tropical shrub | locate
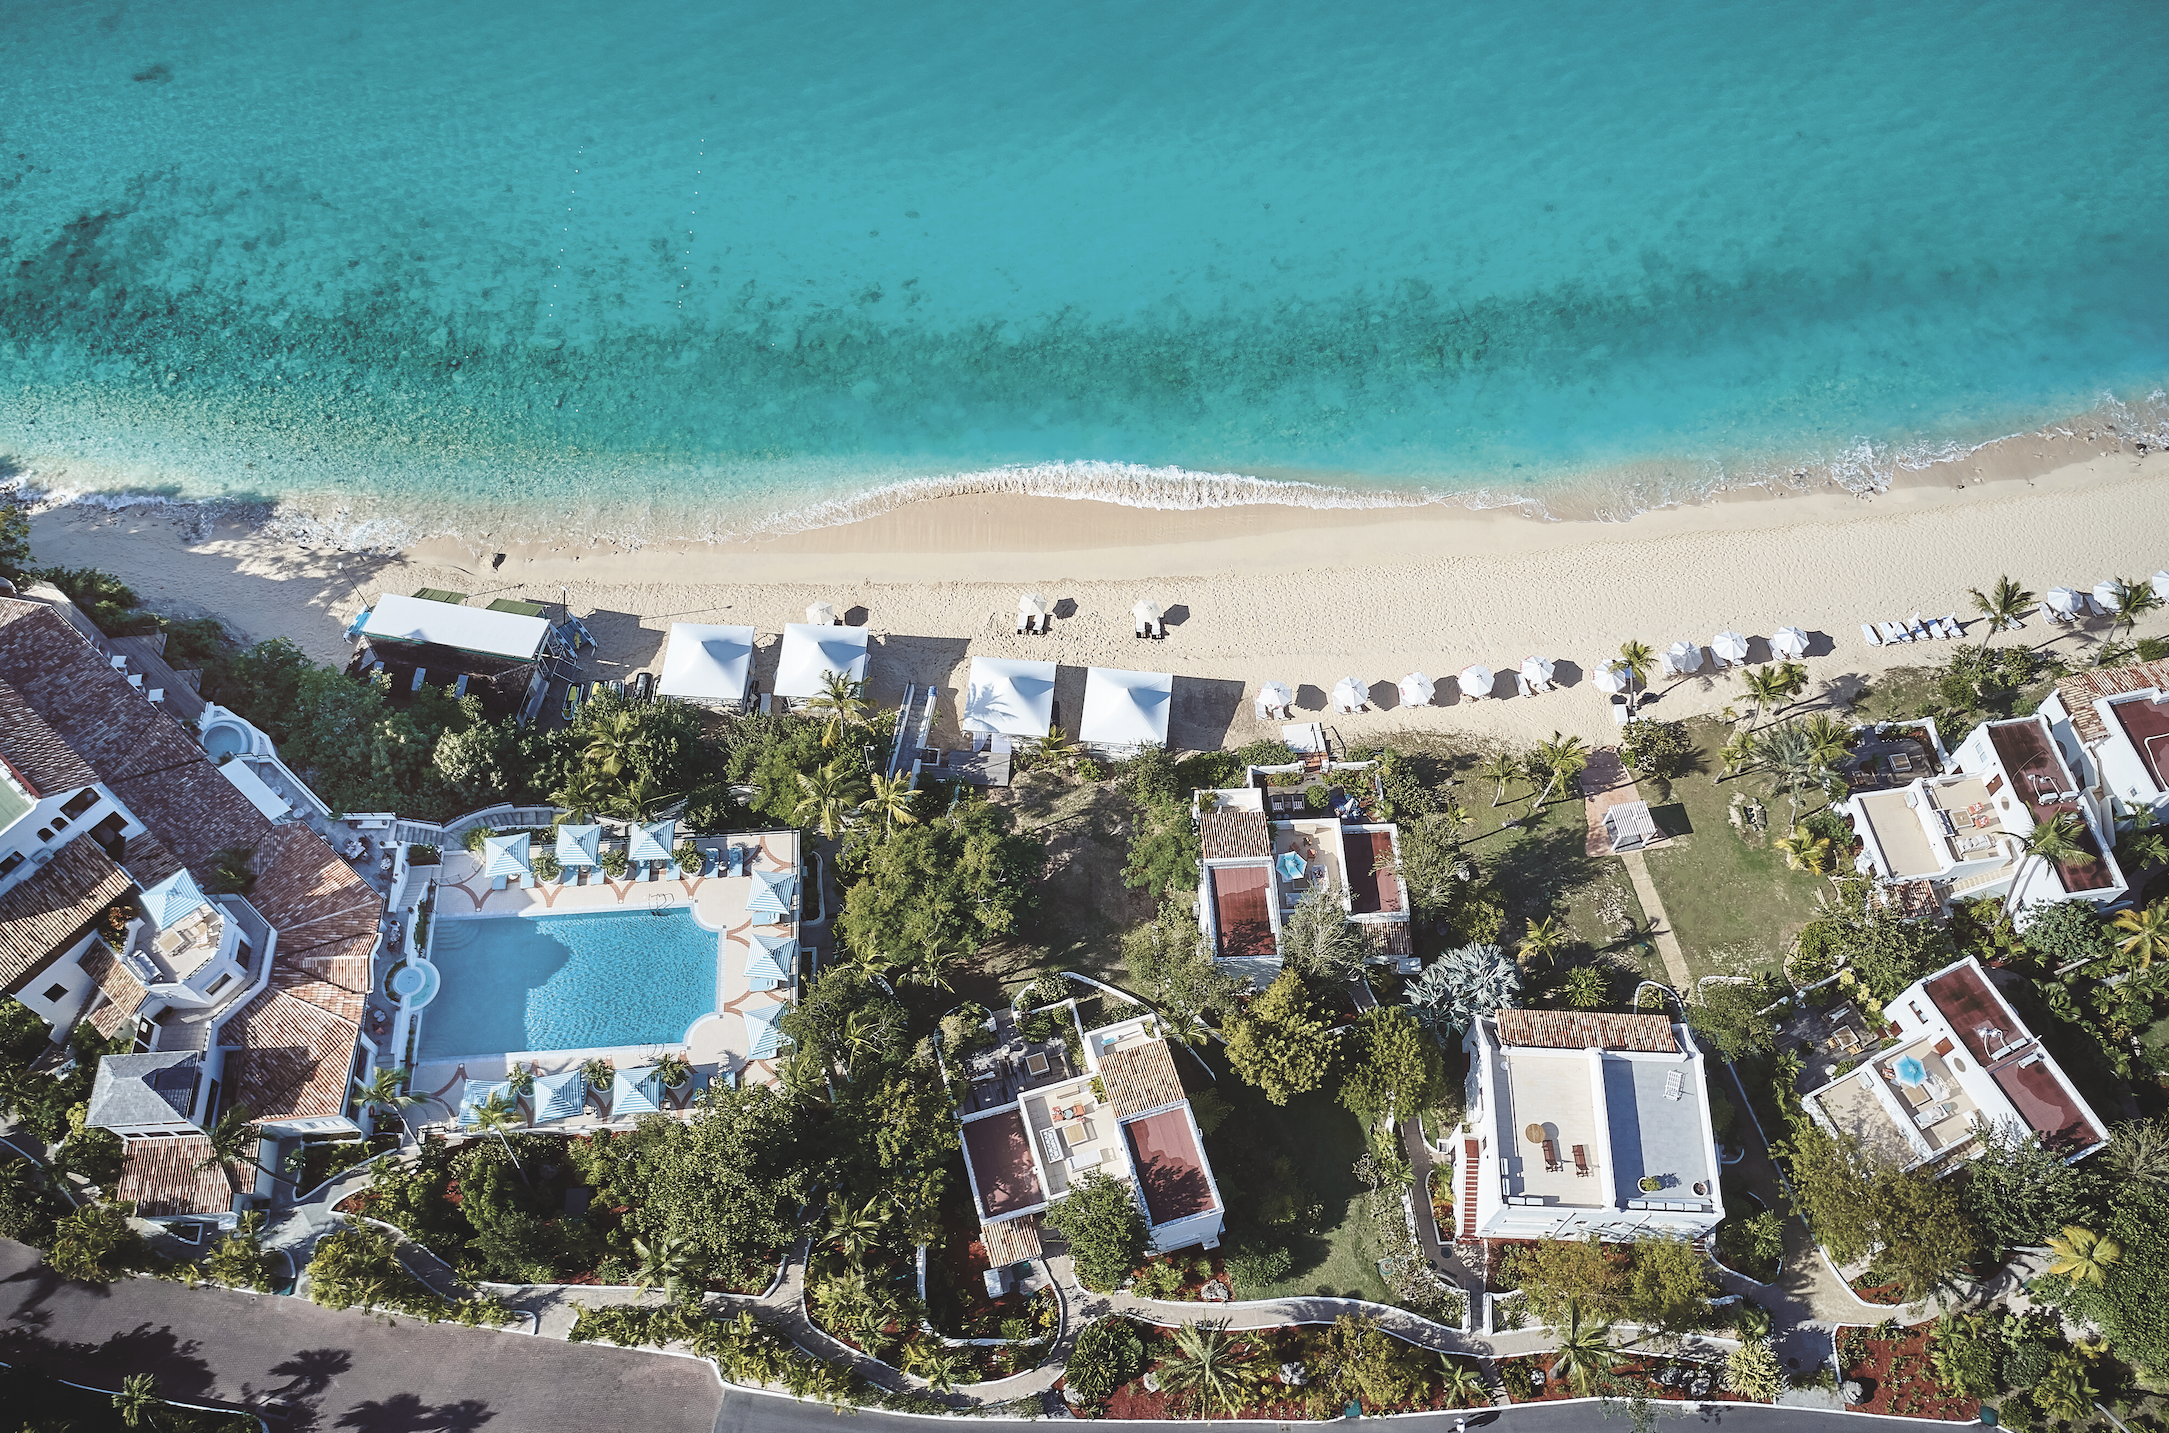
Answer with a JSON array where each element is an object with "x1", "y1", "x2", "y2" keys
[
  {"x1": 1044, "y1": 1170, "x2": 1147, "y2": 1293},
  {"x1": 1066, "y1": 1317, "x2": 1147, "y2": 1404}
]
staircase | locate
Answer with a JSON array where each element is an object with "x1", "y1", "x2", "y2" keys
[{"x1": 1460, "y1": 1137, "x2": 1480, "y2": 1240}]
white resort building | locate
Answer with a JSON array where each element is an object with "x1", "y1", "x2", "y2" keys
[
  {"x1": 1802, "y1": 955, "x2": 2108, "y2": 1174},
  {"x1": 1458, "y1": 1010, "x2": 1725, "y2": 1243},
  {"x1": 2037, "y1": 659, "x2": 2169, "y2": 826}
]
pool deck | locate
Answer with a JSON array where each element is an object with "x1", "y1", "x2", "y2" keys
[{"x1": 406, "y1": 830, "x2": 802, "y2": 1130}]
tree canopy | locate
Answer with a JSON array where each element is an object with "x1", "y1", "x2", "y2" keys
[
  {"x1": 836, "y1": 799, "x2": 1044, "y2": 964},
  {"x1": 1224, "y1": 970, "x2": 1342, "y2": 1106},
  {"x1": 1338, "y1": 1005, "x2": 1440, "y2": 1124},
  {"x1": 1045, "y1": 1169, "x2": 1148, "y2": 1293}
]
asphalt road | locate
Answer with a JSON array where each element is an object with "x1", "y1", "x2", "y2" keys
[{"x1": 0, "y1": 1240, "x2": 722, "y2": 1433}]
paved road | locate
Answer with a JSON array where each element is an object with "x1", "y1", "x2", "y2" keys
[{"x1": 0, "y1": 1240, "x2": 722, "y2": 1433}]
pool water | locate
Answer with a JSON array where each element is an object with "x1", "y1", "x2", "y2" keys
[{"x1": 419, "y1": 908, "x2": 718, "y2": 1059}]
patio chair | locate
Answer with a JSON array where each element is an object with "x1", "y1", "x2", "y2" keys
[
  {"x1": 1572, "y1": 1144, "x2": 1590, "y2": 1177},
  {"x1": 1542, "y1": 1138, "x2": 1563, "y2": 1172}
]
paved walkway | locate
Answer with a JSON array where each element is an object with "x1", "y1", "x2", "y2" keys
[{"x1": 1619, "y1": 849, "x2": 1694, "y2": 991}]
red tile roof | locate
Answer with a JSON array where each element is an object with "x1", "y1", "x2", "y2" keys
[
  {"x1": 1123, "y1": 1108, "x2": 1213, "y2": 1226},
  {"x1": 117, "y1": 1135, "x2": 242, "y2": 1217},
  {"x1": 78, "y1": 942, "x2": 148, "y2": 1039},
  {"x1": 962, "y1": 1110, "x2": 1042, "y2": 1218},
  {"x1": 1495, "y1": 1009, "x2": 1677, "y2": 1053},
  {"x1": 1098, "y1": 1039, "x2": 1186, "y2": 1119},
  {"x1": 0, "y1": 839, "x2": 132, "y2": 994},
  {"x1": 0, "y1": 679, "x2": 98, "y2": 797},
  {"x1": 1207, "y1": 866, "x2": 1274, "y2": 962},
  {"x1": 2057, "y1": 660, "x2": 2169, "y2": 747},
  {"x1": 1199, "y1": 808, "x2": 1270, "y2": 861},
  {"x1": 218, "y1": 986, "x2": 357, "y2": 1122}
]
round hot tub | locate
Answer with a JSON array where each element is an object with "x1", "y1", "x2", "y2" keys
[
  {"x1": 202, "y1": 719, "x2": 253, "y2": 762},
  {"x1": 387, "y1": 960, "x2": 440, "y2": 1009}
]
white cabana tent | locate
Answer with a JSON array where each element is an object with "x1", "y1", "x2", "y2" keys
[
  {"x1": 961, "y1": 657, "x2": 1057, "y2": 739},
  {"x1": 481, "y1": 833, "x2": 532, "y2": 889},
  {"x1": 1770, "y1": 627, "x2": 1810, "y2": 660},
  {"x1": 806, "y1": 600, "x2": 838, "y2": 626},
  {"x1": 2045, "y1": 586, "x2": 2084, "y2": 617},
  {"x1": 1663, "y1": 641, "x2": 1704, "y2": 675},
  {"x1": 555, "y1": 823, "x2": 602, "y2": 872},
  {"x1": 773, "y1": 622, "x2": 870, "y2": 700},
  {"x1": 1331, "y1": 677, "x2": 1368, "y2": 713},
  {"x1": 1518, "y1": 656, "x2": 1556, "y2": 694},
  {"x1": 610, "y1": 1066, "x2": 661, "y2": 1118},
  {"x1": 743, "y1": 1002, "x2": 787, "y2": 1060},
  {"x1": 360, "y1": 593, "x2": 552, "y2": 665},
  {"x1": 747, "y1": 867, "x2": 796, "y2": 922},
  {"x1": 627, "y1": 820, "x2": 676, "y2": 871},
  {"x1": 746, "y1": 932, "x2": 795, "y2": 989},
  {"x1": 1080, "y1": 667, "x2": 1173, "y2": 751},
  {"x1": 532, "y1": 1069, "x2": 586, "y2": 1122},
  {"x1": 1711, "y1": 631, "x2": 1750, "y2": 667},
  {"x1": 1457, "y1": 665, "x2": 1494, "y2": 700},
  {"x1": 1593, "y1": 661, "x2": 1629, "y2": 695},
  {"x1": 656, "y1": 623, "x2": 755, "y2": 706},
  {"x1": 1397, "y1": 672, "x2": 1436, "y2": 707}
]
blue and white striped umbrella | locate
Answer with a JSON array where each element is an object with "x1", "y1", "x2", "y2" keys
[
  {"x1": 457, "y1": 1079, "x2": 516, "y2": 1127},
  {"x1": 611, "y1": 1065, "x2": 661, "y2": 1117},
  {"x1": 746, "y1": 868, "x2": 794, "y2": 920},
  {"x1": 746, "y1": 933, "x2": 794, "y2": 986},
  {"x1": 627, "y1": 820, "x2": 676, "y2": 865},
  {"x1": 531, "y1": 1069, "x2": 585, "y2": 1122},
  {"x1": 480, "y1": 833, "x2": 532, "y2": 882},
  {"x1": 555, "y1": 824, "x2": 602, "y2": 867},
  {"x1": 743, "y1": 1002, "x2": 787, "y2": 1059}
]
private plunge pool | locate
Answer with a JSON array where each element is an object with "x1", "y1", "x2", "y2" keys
[{"x1": 418, "y1": 907, "x2": 720, "y2": 1060}]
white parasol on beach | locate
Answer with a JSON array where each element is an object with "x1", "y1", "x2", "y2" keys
[
  {"x1": 1458, "y1": 664, "x2": 1494, "y2": 700},
  {"x1": 806, "y1": 600, "x2": 838, "y2": 626},
  {"x1": 1663, "y1": 641, "x2": 1704, "y2": 675},
  {"x1": 2154, "y1": 571, "x2": 2169, "y2": 602},
  {"x1": 1258, "y1": 679, "x2": 1295, "y2": 711},
  {"x1": 1133, "y1": 599, "x2": 1163, "y2": 625},
  {"x1": 2094, "y1": 580, "x2": 2126, "y2": 614},
  {"x1": 1019, "y1": 592, "x2": 1050, "y2": 623},
  {"x1": 1593, "y1": 661, "x2": 1630, "y2": 695},
  {"x1": 1397, "y1": 672, "x2": 1436, "y2": 707},
  {"x1": 1331, "y1": 677, "x2": 1369, "y2": 713},
  {"x1": 2045, "y1": 587, "x2": 2083, "y2": 617},
  {"x1": 1711, "y1": 631, "x2": 1750, "y2": 667},
  {"x1": 1770, "y1": 626, "x2": 1810, "y2": 660},
  {"x1": 1519, "y1": 655, "x2": 1556, "y2": 691}
]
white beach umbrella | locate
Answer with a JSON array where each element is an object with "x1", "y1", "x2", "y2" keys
[
  {"x1": 1592, "y1": 661, "x2": 1629, "y2": 695},
  {"x1": 1519, "y1": 655, "x2": 1556, "y2": 689},
  {"x1": 1398, "y1": 671, "x2": 1436, "y2": 707},
  {"x1": 2094, "y1": 580, "x2": 2126, "y2": 613},
  {"x1": 2153, "y1": 570, "x2": 2169, "y2": 601},
  {"x1": 1133, "y1": 599, "x2": 1164, "y2": 625},
  {"x1": 1331, "y1": 677, "x2": 1368, "y2": 712},
  {"x1": 806, "y1": 600, "x2": 837, "y2": 626},
  {"x1": 1712, "y1": 631, "x2": 1750, "y2": 667},
  {"x1": 1770, "y1": 626, "x2": 1810, "y2": 660},
  {"x1": 2045, "y1": 586, "x2": 2082, "y2": 616},
  {"x1": 1664, "y1": 640, "x2": 1704, "y2": 675},
  {"x1": 1018, "y1": 592, "x2": 1049, "y2": 622},
  {"x1": 1457, "y1": 664, "x2": 1494, "y2": 700},
  {"x1": 1258, "y1": 679, "x2": 1295, "y2": 710}
]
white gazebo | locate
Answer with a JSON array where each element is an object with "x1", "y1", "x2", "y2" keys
[
  {"x1": 1711, "y1": 631, "x2": 1750, "y2": 668},
  {"x1": 1517, "y1": 655, "x2": 1556, "y2": 695},
  {"x1": 1331, "y1": 677, "x2": 1369, "y2": 714},
  {"x1": 656, "y1": 623, "x2": 755, "y2": 707},
  {"x1": 1457, "y1": 665, "x2": 1494, "y2": 700},
  {"x1": 1770, "y1": 627, "x2": 1810, "y2": 660},
  {"x1": 1080, "y1": 667, "x2": 1173, "y2": 753},
  {"x1": 481, "y1": 833, "x2": 532, "y2": 890},
  {"x1": 774, "y1": 622, "x2": 870, "y2": 701},
  {"x1": 1604, "y1": 799, "x2": 1661, "y2": 853},
  {"x1": 1662, "y1": 641, "x2": 1703, "y2": 676},
  {"x1": 961, "y1": 657, "x2": 1057, "y2": 740},
  {"x1": 1397, "y1": 672, "x2": 1436, "y2": 708}
]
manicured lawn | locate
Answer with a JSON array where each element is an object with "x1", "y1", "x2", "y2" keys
[{"x1": 1638, "y1": 720, "x2": 1833, "y2": 984}]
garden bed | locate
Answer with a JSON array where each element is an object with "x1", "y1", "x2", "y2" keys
[
  {"x1": 1083, "y1": 1320, "x2": 1489, "y2": 1421},
  {"x1": 923, "y1": 1163, "x2": 1046, "y2": 1339},
  {"x1": 1497, "y1": 1353, "x2": 1730, "y2": 1403},
  {"x1": 1845, "y1": 1271, "x2": 1909, "y2": 1305},
  {"x1": 1836, "y1": 1322, "x2": 1979, "y2": 1421}
]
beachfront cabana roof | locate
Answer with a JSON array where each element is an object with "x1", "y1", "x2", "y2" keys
[
  {"x1": 746, "y1": 932, "x2": 795, "y2": 986},
  {"x1": 141, "y1": 867, "x2": 212, "y2": 931},
  {"x1": 481, "y1": 833, "x2": 532, "y2": 881},
  {"x1": 1080, "y1": 667, "x2": 1173, "y2": 750},
  {"x1": 361, "y1": 593, "x2": 551, "y2": 664},
  {"x1": 656, "y1": 623, "x2": 755, "y2": 704},
  {"x1": 532, "y1": 1069, "x2": 586, "y2": 1122},
  {"x1": 773, "y1": 622, "x2": 869, "y2": 699},
  {"x1": 744, "y1": 1002, "x2": 788, "y2": 1059},
  {"x1": 747, "y1": 867, "x2": 796, "y2": 920},
  {"x1": 457, "y1": 1080, "x2": 516, "y2": 1128},
  {"x1": 627, "y1": 820, "x2": 676, "y2": 865},
  {"x1": 610, "y1": 1065, "x2": 661, "y2": 1118},
  {"x1": 555, "y1": 823, "x2": 602, "y2": 867},
  {"x1": 962, "y1": 656, "x2": 1057, "y2": 739}
]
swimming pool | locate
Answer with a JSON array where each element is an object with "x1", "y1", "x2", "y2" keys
[{"x1": 419, "y1": 908, "x2": 719, "y2": 1059}]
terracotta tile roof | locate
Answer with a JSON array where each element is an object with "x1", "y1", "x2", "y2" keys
[
  {"x1": 0, "y1": 839, "x2": 132, "y2": 994},
  {"x1": 117, "y1": 1136, "x2": 242, "y2": 1217},
  {"x1": 981, "y1": 1216, "x2": 1043, "y2": 1266},
  {"x1": 250, "y1": 825, "x2": 381, "y2": 956},
  {"x1": 1494, "y1": 1009, "x2": 1677, "y2": 1053},
  {"x1": 218, "y1": 986, "x2": 357, "y2": 1122},
  {"x1": 120, "y1": 831, "x2": 185, "y2": 889},
  {"x1": 2057, "y1": 660, "x2": 2169, "y2": 747},
  {"x1": 78, "y1": 942, "x2": 148, "y2": 1039},
  {"x1": 0, "y1": 679, "x2": 98, "y2": 797},
  {"x1": 0, "y1": 600, "x2": 271, "y2": 874},
  {"x1": 1098, "y1": 1039, "x2": 1186, "y2": 1119},
  {"x1": 1199, "y1": 808, "x2": 1270, "y2": 861}
]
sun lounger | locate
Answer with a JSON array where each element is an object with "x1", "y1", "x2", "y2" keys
[
  {"x1": 1573, "y1": 1144, "x2": 1590, "y2": 1177},
  {"x1": 1861, "y1": 623, "x2": 1882, "y2": 647},
  {"x1": 1664, "y1": 1069, "x2": 1685, "y2": 1101},
  {"x1": 1940, "y1": 614, "x2": 1961, "y2": 639},
  {"x1": 1905, "y1": 616, "x2": 1929, "y2": 641},
  {"x1": 1879, "y1": 621, "x2": 1908, "y2": 644},
  {"x1": 1542, "y1": 1138, "x2": 1563, "y2": 1172}
]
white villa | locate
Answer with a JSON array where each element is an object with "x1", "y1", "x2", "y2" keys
[
  {"x1": 1458, "y1": 1010, "x2": 1724, "y2": 1243},
  {"x1": 1842, "y1": 713, "x2": 2125, "y2": 915},
  {"x1": 1802, "y1": 955, "x2": 2108, "y2": 1174},
  {"x1": 954, "y1": 1008, "x2": 1224, "y2": 1271},
  {"x1": 2037, "y1": 659, "x2": 2169, "y2": 826}
]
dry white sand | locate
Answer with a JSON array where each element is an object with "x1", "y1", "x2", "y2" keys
[{"x1": 26, "y1": 445, "x2": 2169, "y2": 755}]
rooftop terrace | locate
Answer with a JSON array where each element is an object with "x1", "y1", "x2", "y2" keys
[
  {"x1": 1985, "y1": 721, "x2": 2112, "y2": 892},
  {"x1": 2109, "y1": 692, "x2": 2169, "y2": 793}
]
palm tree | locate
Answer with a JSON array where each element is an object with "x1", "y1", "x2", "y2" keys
[
  {"x1": 582, "y1": 710, "x2": 643, "y2": 782},
  {"x1": 607, "y1": 770, "x2": 676, "y2": 822},
  {"x1": 1734, "y1": 1303, "x2": 1774, "y2": 1344},
  {"x1": 825, "y1": 1191, "x2": 890, "y2": 1260},
  {"x1": 1740, "y1": 665, "x2": 1790, "y2": 724},
  {"x1": 862, "y1": 771, "x2": 920, "y2": 829},
  {"x1": 898, "y1": 944, "x2": 958, "y2": 993},
  {"x1": 1530, "y1": 732, "x2": 1590, "y2": 808},
  {"x1": 1775, "y1": 823, "x2": 1833, "y2": 874},
  {"x1": 794, "y1": 761, "x2": 870, "y2": 838},
  {"x1": 1968, "y1": 575, "x2": 2037, "y2": 647},
  {"x1": 2114, "y1": 902, "x2": 2169, "y2": 970},
  {"x1": 1548, "y1": 1301, "x2": 1620, "y2": 1397},
  {"x1": 199, "y1": 1105, "x2": 282, "y2": 1191},
  {"x1": 2103, "y1": 1117, "x2": 2169, "y2": 1189},
  {"x1": 2034, "y1": 1358, "x2": 2097, "y2": 1422},
  {"x1": 1478, "y1": 752, "x2": 1521, "y2": 807},
  {"x1": 354, "y1": 1066, "x2": 419, "y2": 1125},
  {"x1": 631, "y1": 1232, "x2": 705, "y2": 1299},
  {"x1": 2015, "y1": 812, "x2": 2089, "y2": 906},
  {"x1": 111, "y1": 1372, "x2": 162, "y2": 1430},
  {"x1": 1156, "y1": 1319, "x2": 1266, "y2": 1420},
  {"x1": 549, "y1": 767, "x2": 613, "y2": 820},
  {"x1": 1031, "y1": 726, "x2": 1080, "y2": 773},
  {"x1": 1797, "y1": 712, "x2": 1851, "y2": 771},
  {"x1": 806, "y1": 671, "x2": 871, "y2": 749},
  {"x1": 468, "y1": 1090, "x2": 530, "y2": 1182},
  {"x1": 1756, "y1": 721, "x2": 1839, "y2": 823},
  {"x1": 2108, "y1": 576, "x2": 2165, "y2": 638},
  {"x1": 2047, "y1": 1225, "x2": 2121, "y2": 1285},
  {"x1": 1517, "y1": 915, "x2": 1567, "y2": 966},
  {"x1": 1438, "y1": 1358, "x2": 1490, "y2": 1408},
  {"x1": 902, "y1": 1340, "x2": 964, "y2": 1393},
  {"x1": 1616, "y1": 641, "x2": 1657, "y2": 715},
  {"x1": 1717, "y1": 729, "x2": 1759, "y2": 784},
  {"x1": 1773, "y1": 660, "x2": 1810, "y2": 713},
  {"x1": 836, "y1": 1006, "x2": 894, "y2": 1080},
  {"x1": 654, "y1": 1051, "x2": 694, "y2": 1090}
]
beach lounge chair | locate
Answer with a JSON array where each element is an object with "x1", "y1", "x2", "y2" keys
[
  {"x1": 1882, "y1": 620, "x2": 1911, "y2": 644},
  {"x1": 1573, "y1": 1144, "x2": 1590, "y2": 1177},
  {"x1": 1542, "y1": 1139, "x2": 1563, "y2": 1172},
  {"x1": 1861, "y1": 623, "x2": 1882, "y2": 647},
  {"x1": 1940, "y1": 614, "x2": 1961, "y2": 639},
  {"x1": 1905, "y1": 616, "x2": 1929, "y2": 641}
]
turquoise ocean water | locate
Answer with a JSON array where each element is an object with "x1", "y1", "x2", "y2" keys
[{"x1": 4, "y1": 0, "x2": 2167, "y2": 542}]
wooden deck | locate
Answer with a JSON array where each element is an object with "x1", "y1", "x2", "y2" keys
[{"x1": 935, "y1": 748, "x2": 1011, "y2": 787}]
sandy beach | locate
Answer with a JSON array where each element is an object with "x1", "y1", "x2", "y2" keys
[{"x1": 24, "y1": 434, "x2": 2169, "y2": 755}]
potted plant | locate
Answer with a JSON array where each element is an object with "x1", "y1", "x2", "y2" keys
[
  {"x1": 674, "y1": 842, "x2": 705, "y2": 876},
  {"x1": 655, "y1": 1051, "x2": 694, "y2": 1089},
  {"x1": 505, "y1": 1065, "x2": 535, "y2": 1100},
  {"x1": 580, "y1": 1058, "x2": 615, "y2": 1104},
  {"x1": 463, "y1": 826, "x2": 496, "y2": 854},
  {"x1": 600, "y1": 847, "x2": 629, "y2": 879},
  {"x1": 531, "y1": 852, "x2": 562, "y2": 883},
  {"x1": 1638, "y1": 1175, "x2": 1664, "y2": 1194}
]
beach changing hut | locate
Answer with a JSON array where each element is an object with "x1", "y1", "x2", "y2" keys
[
  {"x1": 961, "y1": 656, "x2": 1057, "y2": 740},
  {"x1": 774, "y1": 622, "x2": 869, "y2": 703},
  {"x1": 656, "y1": 623, "x2": 755, "y2": 709},
  {"x1": 481, "y1": 833, "x2": 532, "y2": 890},
  {"x1": 1079, "y1": 667, "x2": 1173, "y2": 755}
]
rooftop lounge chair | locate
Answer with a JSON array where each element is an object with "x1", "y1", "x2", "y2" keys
[{"x1": 1573, "y1": 1144, "x2": 1590, "y2": 1177}]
